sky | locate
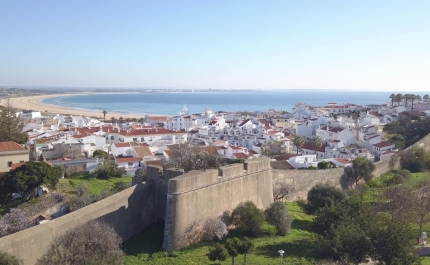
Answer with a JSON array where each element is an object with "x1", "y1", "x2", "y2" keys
[{"x1": 0, "y1": 1, "x2": 429, "y2": 91}]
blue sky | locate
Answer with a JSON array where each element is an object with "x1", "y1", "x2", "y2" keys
[{"x1": 0, "y1": 1, "x2": 429, "y2": 91}]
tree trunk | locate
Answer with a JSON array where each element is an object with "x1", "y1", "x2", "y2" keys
[
  {"x1": 244, "y1": 254, "x2": 247, "y2": 265},
  {"x1": 232, "y1": 257, "x2": 234, "y2": 265}
]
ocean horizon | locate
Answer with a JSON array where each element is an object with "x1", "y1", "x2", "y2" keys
[{"x1": 40, "y1": 90, "x2": 416, "y2": 117}]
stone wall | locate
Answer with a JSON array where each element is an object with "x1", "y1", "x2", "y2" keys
[
  {"x1": 0, "y1": 183, "x2": 155, "y2": 265},
  {"x1": 162, "y1": 158, "x2": 273, "y2": 250}
]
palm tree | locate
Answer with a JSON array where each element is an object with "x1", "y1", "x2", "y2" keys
[
  {"x1": 111, "y1": 117, "x2": 117, "y2": 124},
  {"x1": 310, "y1": 136, "x2": 322, "y2": 156},
  {"x1": 102, "y1": 110, "x2": 108, "y2": 123},
  {"x1": 403, "y1": 94, "x2": 411, "y2": 108},
  {"x1": 395, "y1": 93, "x2": 403, "y2": 106},
  {"x1": 292, "y1": 135, "x2": 304, "y2": 154},
  {"x1": 119, "y1": 117, "x2": 124, "y2": 124},
  {"x1": 389, "y1": 93, "x2": 396, "y2": 107},
  {"x1": 423, "y1": 94, "x2": 429, "y2": 102}
]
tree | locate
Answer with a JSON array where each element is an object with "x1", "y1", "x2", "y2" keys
[
  {"x1": 369, "y1": 218, "x2": 420, "y2": 265},
  {"x1": 344, "y1": 156, "x2": 375, "y2": 188},
  {"x1": 91, "y1": 160, "x2": 126, "y2": 179},
  {"x1": 305, "y1": 184, "x2": 345, "y2": 214},
  {"x1": 207, "y1": 243, "x2": 228, "y2": 265},
  {"x1": 236, "y1": 237, "x2": 254, "y2": 265},
  {"x1": 119, "y1": 117, "x2": 123, "y2": 124},
  {"x1": 292, "y1": 135, "x2": 304, "y2": 154},
  {"x1": 110, "y1": 182, "x2": 131, "y2": 193},
  {"x1": 395, "y1": 93, "x2": 403, "y2": 106},
  {"x1": 225, "y1": 238, "x2": 241, "y2": 265},
  {"x1": 401, "y1": 146, "x2": 429, "y2": 173},
  {"x1": 382, "y1": 184, "x2": 430, "y2": 236},
  {"x1": 272, "y1": 179, "x2": 296, "y2": 201},
  {"x1": 424, "y1": 94, "x2": 430, "y2": 102},
  {"x1": 265, "y1": 202, "x2": 293, "y2": 235},
  {"x1": 110, "y1": 117, "x2": 117, "y2": 124},
  {"x1": 410, "y1": 94, "x2": 419, "y2": 111},
  {"x1": 389, "y1": 93, "x2": 396, "y2": 107},
  {"x1": 0, "y1": 161, "x2": 62, "y2": 202},
  {"x1": 0, "y1": 252, "x2": 22, "y2": 265},
  {"x1": 260, "y1": 140, "x2": 286, "y2": 158},
  {"x1": 138, "y1": 117, "x2": 145, "y2": 123},
  {"x1": 201, "y1": 217, "x2": 228, "y2": 242},
  {"x1": 163, "y1": 142, "x2": 225, "y2": 172},
  {"x1": 0, "y1": 209, "x2": 30, "y2": 238},
  {"x1": 36, "y1": 220, "x2": 124, "y2": 265},
  {"x1": 230, "y1": 201, "x2": 265, "y2": 237},
  {"x1": 93, "y1": 150, "x2": 108, "y2": 160},
  {"x1": 102, "y1": 110, "x2": 108, "y2": 123},
  {"x1": 317, "y1": 161, "x2": 332, "y2": 169},
  {"x1": 310, "y1": 136, "x2": 322, "y2": 155},
  {"x1": 0, "y1": 99, "x2": 27, "y2": 144}
]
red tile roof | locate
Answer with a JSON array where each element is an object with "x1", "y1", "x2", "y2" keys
[
  {"x1": 11, "y1": 162, "x2": 26, "y2": 170},
  {"x1": 233, "y1": 153, "x2": 248, "y2": 159},
  {"x1": 238, "y1": 119, "x2": 251, "y2": 127},
  {"x1": 121, "y1": 128, "x2": 183, "y2": 136},
  {"x1": 145, "y1": 160, "x2": 164, "y2": 166},
  {"x1": 114, "y1": 143, "x2": 130, "y2": 148},
  {"x1": 302, "y1": 143, "x2": 329, "y2": 153},
  {"x1": 0, "y1": 142, "x2": 26, "y2": 152},
  {"x1": 115, "y1": 157, "x2": 142, "y2": 163},
  {"x1": 147, "y1": 116, "x2": 169, "y2": 121}
]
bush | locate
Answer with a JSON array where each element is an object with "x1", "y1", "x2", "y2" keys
[
  {"x1": 262, "y1": 223, "x2": 277, "y2": 237},
  {"x1": 91, "y1": 161, "x2": 126, "y2": 179},
  {"x1": 36, "y1": 220, "x2": 124, "y2": 265},
  {"x1": 265, "y1": 202, "x2": 293, "y2": 236},
  {"x1": 230, "y1": 201, "x2": 265, "y2": 237},
  {"x1": 0, "y1": 252, "x2": 22, "y2": 265},
  {"x1": 305, "y1": 184, "x2": 345, "y2": 214},
  {"x1": 93, "y1": 150, "x2": 108, "y2": 160},
  {"x1": 110, "y1": 182, "x2": 131, "y2": 193}
]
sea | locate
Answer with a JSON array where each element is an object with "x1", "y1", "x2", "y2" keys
[{"x1": 40, "y1": 90, "x2": 406, "y2": 116}]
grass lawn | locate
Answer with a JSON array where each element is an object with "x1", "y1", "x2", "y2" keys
[
  {"x1": 123, "y1": 202, "x2": 315, "y2": 265},
  {"x1": 58, "y1": 175, "x2": 133, "y2": 195}
]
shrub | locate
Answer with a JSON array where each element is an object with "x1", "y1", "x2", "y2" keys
[
  {"x1": 0, "y1": 252, "x2": 22, "y2": 265},
  {"x1": 230, "y1": 201, "x2": 265, "y2": 237},
  {"x1": 36, "y1": 220, "x2": 124, "y2": 265},
  {"x1": 110, "y1": 182, "x2": 131, "y2": 193},
  {"x1": 305, "y1": 184, "x2": 345, "y2": 214},
  {"x1": 265, "y1": 201, "x2": 293, "y2": 235}
]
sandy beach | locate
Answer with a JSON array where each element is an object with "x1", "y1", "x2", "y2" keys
[{"x1": 6, "y1": 94, "x2": 147, "y2": 120}]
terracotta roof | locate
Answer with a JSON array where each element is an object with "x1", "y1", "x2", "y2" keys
[
  {"x1": 373, "y1": 141, "x2": 394, "y2": 148},
  {"x1": 134, "y1": 146, "x2": 153, "y2": 157},
  {"x1": 302, "y1": 143, "x2": 329, "y2": 153},
  {"x1": 121, "y1": 128, "x2": 183, "y2": 136},
  {"x1": 335, "y1": 158, "x2": 351, "y2": 165},
  {"x1": 320, "y1": 125, "x2": 344, "y2": 133},
  {"x1": 0, "y1": 142, "x2": 26, "y2": 152},
  {"x1": 33, "y1": 138, "x2": 53, "y2": 144},
  {"x1": 233, "y1": 153, "x2": 248, "y2": 159},
  {"x1": 114, "y1": 143, "x2": 130, "y2": 148},
  {"x1": 147, "y1": 116, "x2": 169, "y2": 121},
  {"x1": 145, "y1": 160, "x2": 164, "y2": 166},
  {"x1": 115, "y1": 157, "x2": 142, "y2": 163},
  {"x1": 11, "y1": 162, "x2": 26, "y2": 170}
]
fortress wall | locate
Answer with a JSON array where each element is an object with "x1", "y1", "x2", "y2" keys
[
  {"x1": 0, "y1": 183, "x2": 154, "y2": 265},
  {"x1": 163, "y1": 158, "x2": 273, "y2": 250}
]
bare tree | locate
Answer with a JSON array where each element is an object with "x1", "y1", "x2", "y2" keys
[
  {"x1": 164, "y1": 143, "x2": 225, "y2": 172},
  {"x1": 260, "y1": 140, "x2": 286, "y2": 158},
  {"x1": 180, "y1": 221, "x2": 204, "y2": 248},
  {"x1": 201, "y1": 217, "x2": 228, "y2": 242},
  {"x1": 36, "y1": 220, "x2": 124, "y2": 265},
  {"x1": 381, "y1": 184, "x2": 430, "y2": 236},
  {"x1": 0, "y1": 209, "x2": 31, "y2": 238},
  {"x1": 273, "y1": 179, "x2": 296, "y2": 201}
]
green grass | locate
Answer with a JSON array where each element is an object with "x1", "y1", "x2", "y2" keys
[
  {"x1": 123, "y1": 202, "x2": 315, "y2": 265},
  {"x1": 58, "y1": 175, "x2": 133, "y2": 195}
]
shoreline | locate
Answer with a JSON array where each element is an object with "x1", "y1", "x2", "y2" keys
[{"x1": 6, "y1": 93, "x2": 148, "y2": 119}]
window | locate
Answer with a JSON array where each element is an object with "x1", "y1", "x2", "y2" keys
[
  {"x1": 133, "y1": 138, "x2": 137, "y2": 141},
  {"x1": 7, "y1": 161, "x2": 12, "y2": 167},
  {"x1": 110, "y1": 136, "x2": 114, "y2": 140},
  {"x1": 141, "y1": 137, "x2": 145, "y2": 141},
  {"x1": 20, "y1": 160, "x2": 24, "y2": 163},
  {"x1": 128, "y1": 162, "x2": 133, "y2": 166}
]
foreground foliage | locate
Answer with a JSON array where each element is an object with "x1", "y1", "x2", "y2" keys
[
  {"x1": 0, "y1": 251, "x2": 22, "y2": 265},
  {"x1": 37, "y1": 220, "x2": 124, "y2": 265}
]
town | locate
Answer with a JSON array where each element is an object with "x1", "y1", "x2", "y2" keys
[{"x1": 1, "y1": 93, "x2": 430, "y2": 265}]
